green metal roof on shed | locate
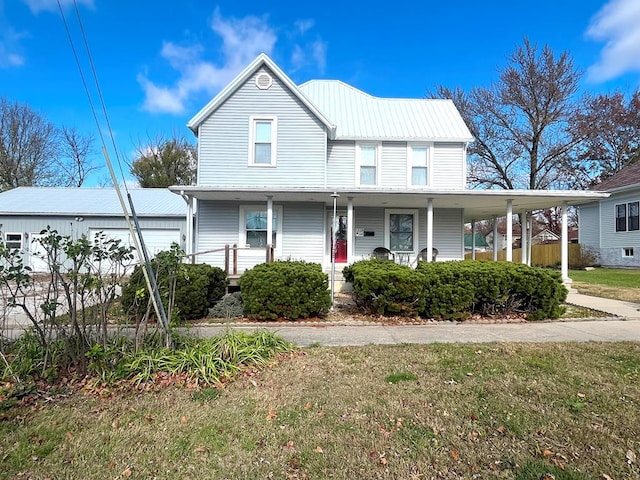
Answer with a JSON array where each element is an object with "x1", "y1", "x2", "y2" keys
[{"x1": 0, "y1": 187, "x2": 186, "y2": 217}]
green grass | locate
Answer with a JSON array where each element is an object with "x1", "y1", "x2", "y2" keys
[
  {"x1": 1, "y1": 342, "x2": 639, "y2": 479},
  {"x1": 570, "y1": 268, "x2": 640, "y2": 302},
  {"x1": 570, "y1": 268, "x2": 640, "y2": 288}
]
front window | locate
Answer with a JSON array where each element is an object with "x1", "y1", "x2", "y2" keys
[
  {"x1": 357, "y1": 144, "x2": 378, "y2": 186},
  {"x1": 4, "y1": 233, "x2": 23, "y2": 250},
  {"x1": 409, "y1": 144, "x2": 428, "y2": 186},
  {"x1": 244, "y1": 210, "x2": 277, "y2": 247},
  {"x1": 249, "y1": 116, "x2": 277, "y2": 166},
  {"x1": 628, "y1": 202, "x2": 639, "y2": 231},
  {"x1": 616, "y1": 204, "x2": 627, "y2": 232},
  {"x1": 385, "y1": 209, "x2": 419, "y2": 253}
]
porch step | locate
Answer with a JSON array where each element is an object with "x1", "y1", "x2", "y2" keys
[{"x1": 325, "y1": 270, "x2": 353, "y2": 293}]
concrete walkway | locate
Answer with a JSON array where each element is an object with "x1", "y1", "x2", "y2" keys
[{"x1": 3, "y1": 292, "x2": 640, "y2": 346}]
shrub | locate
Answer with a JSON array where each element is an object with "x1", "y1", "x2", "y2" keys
[
  {"x1": 344, "y1": 259, "x2": 424, "y2": 317},
  {"x1": 122, "y1": 258, "x2": 227, "y2": 322},
  {"x1": 209, "y1": 291, "x2": 244, "y2": 319},
  {"x1": 347, "y1": 260, "x2": 567, "y2": 321},
  {"x1": 239, "y1": 260, "x2": 331, "y2": 320}
]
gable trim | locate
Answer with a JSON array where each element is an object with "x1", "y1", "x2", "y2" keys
[{"x1": 186, "y1": 54, "x2": 336, "y2": 139}]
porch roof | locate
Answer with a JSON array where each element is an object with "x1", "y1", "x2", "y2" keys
[{"x1": 170, "y1": 186, "x2": 609, "y2": 222}]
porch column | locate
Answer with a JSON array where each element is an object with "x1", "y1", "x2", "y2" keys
[
  {"x1": 506, "y1": 200, "x2": 513, "y2": 262},
  {"x1": 561, "y1": 202, "x2": 569, "y2": 282},
  {"x1": 471, "y1": 220, "x2": 476, "y2": 260},
  {"x1": 347, "y1": 197, "x2": 354, "y2": 263},
  {"x1": 426, "y1": 198, "x2": 434, "y2": 262},
  {"x1": 492, "y1": 216, "x2": 498, "y2": 261},
  {"x1": 266, "y1": 196, "x2": 273, "y2": 255},
  {"x1": 527, "y1": 212, "x2": 533, "y2": 266},
  {"x1": 520, "y1": 211, "x2": 528, "y2": 265},
  {"x1": 186, "y1": 195, "x2": 194, "y2": 258}
]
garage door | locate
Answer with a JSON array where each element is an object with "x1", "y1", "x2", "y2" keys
[{"x1": 88, "y1": 228, "x2": 181, "y2": 262}]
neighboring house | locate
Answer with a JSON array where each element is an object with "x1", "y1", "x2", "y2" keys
[
  {"x1": 580, "y1": 162, "x2": 640, "y2": 267},
  {"x1": 485, "y1": 225, "x2": 522, "y2": 251},
  {"x1": 172, "y1": 54, "x2": 607, "y2": 281},
  {"x1": 0, "y1": 187, "x2": 187, "y2": 272},
  {"x1": 531, "y1": 228, "x2": 560, "y2": 245},
  {"x1": 464, "y1": 233, "x2": 489, "y2": 252}
]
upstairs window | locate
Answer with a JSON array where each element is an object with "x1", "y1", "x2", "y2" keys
[
  {"x1": 616, "y1": 204, "x2": 627, "y2": 232},
  {"x1": 357, "y1": 143, "x2": 379, "y2": 186},
  {"x1": 629, "y1": 201, "x2": 639, "y2": 231},
  {"x1": 4, "y1": 233, "x2": 23, "y2": 250},
  {"x1": 249, "y1": 116, "x2": 277, "y2": 166},
  {"x1": 408, "y1": 144, "x2": 429, "y2": 186}
]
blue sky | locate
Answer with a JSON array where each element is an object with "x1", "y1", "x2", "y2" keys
[{"x1": 2, "y1": 0, "x2": 640, "y2": 186}]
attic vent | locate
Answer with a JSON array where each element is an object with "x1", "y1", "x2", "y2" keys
[{"x1": 255, "y1": 72, "x2": 273, "y2": 90}]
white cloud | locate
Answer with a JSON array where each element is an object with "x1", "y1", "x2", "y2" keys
[
  {"x1": 586, "y1": 0, "x2": 640, "y2": 82},
  {"x1": 294, "y1": 19, "x2": 314, "y2": 34},
  {"x1": 0, "y1": 26, "x2": 26, "y2": 68},
  {"x1": 22, "y1": 0, "x2": 94, "y2": 14},
  {"x1": 138, "y1": 9, "x2": 277, "y2": 114},
  {"x1": 291, "y1": 39, "x2": 327, "y2": 74}
]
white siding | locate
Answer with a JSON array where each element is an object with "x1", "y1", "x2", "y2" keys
[
  {"x1": 578, "y1": 203, "x2": 600, "y2": 248},
  {"x1": 196, "y1": 200, "x2": 325, "y2": 272},
  {"x1": 433, "y1": 209, "x2": 464, "y2": 260},
  {"x1": 432, "y1": 142, "x2": 466, "y2": 189},
  {"x1": 380, "y1": 142, "x2": 406, "y2": 188},
  {"x1": 600, "y1": 192, "x2": 640, "y2": 248},
  {"x1": 352, "y1": 207, "x2": 385, "y2": 259},
  {"x1": 197, "y1": 66, "x2": 327, "y2": 188},
  {"x1": 327, "y1": 141, "x2": 355, "y2": 187},
  {"x1": 281, "y1": 203, "x2": 325, "y2": 265}
]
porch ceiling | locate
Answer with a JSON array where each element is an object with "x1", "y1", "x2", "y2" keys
[{"x1": 170, "y1": 186, "x2": 609, "y2": 222}]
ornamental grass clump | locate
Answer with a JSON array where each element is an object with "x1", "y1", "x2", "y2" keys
[{"x1": 239, "y1": 260, "x2": 331, "y2": 320}]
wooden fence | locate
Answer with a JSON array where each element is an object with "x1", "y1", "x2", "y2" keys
[{"x1": 466, "y1": 243, "x2": 582, "y2": 267}]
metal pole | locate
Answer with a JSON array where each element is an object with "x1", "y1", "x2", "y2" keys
[{"x1": 330, "y1": 192, "x2": 339, "y2": 307}]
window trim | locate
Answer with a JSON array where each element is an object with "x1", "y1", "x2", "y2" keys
[
  {"x1": 384, "y1": 209, "x2": 419, "y2": 254},
  {"x1": 248, "y1": 115, "x2": 277, "y2": 167},
  {"x1": 355, "y1": 142, "x2": 380, "y2": 187},
  {"x1": 4, "y1": 232, "x2": 23, "y2": 250},
  {"x1": 615, "y1": 203, "x2": 627, "y2": 232},
  {"x1": 406, "y1": 143, "x2": 431, "y2": 188},
  {"x1": 623, "y1": 247, "x2": 634, "y2": 258},
  {"x1": 238, "y1": 205, "x2": 283, "y2": 255}
]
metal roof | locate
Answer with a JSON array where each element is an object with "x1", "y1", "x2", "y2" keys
[
  {"x1": 298, "y1": 80, "x2": 474, "y2": 142},
  {"x1": 0, "y1": 187, "x2": 187, "y2": 217},
  {"x1": 171, "y1": 185, "x2": 608, "y2": 222}
]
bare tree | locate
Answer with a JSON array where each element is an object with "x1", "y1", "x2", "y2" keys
[
  {"x1": 432, "y1": 38, "x2": 582, "y2": 190},
  {"x1": 0, "y1": 97, "x2": 59, "y2": 191},
  {"x1": 569, "y1": 89, "x2": 640, "y2": 186},
  {"x1": 55, "y1": 126, "x2": 101, "y2": 187},
  {"x1": 130, "y1": 134, "x2": 197, "y2": 188}
]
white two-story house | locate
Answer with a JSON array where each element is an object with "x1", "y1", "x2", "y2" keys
[{"x1": 171, "y1": 54, "x2": 607, "y2": 282}]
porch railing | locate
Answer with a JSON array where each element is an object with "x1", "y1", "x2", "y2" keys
[{"x1": 184, "y1": 244, "x2": 275, "y2": 279}]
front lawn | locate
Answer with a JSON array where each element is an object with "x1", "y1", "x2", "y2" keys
[
  {"x1": 570, "y1": 268, "x2": 640, "y2": 302},
  {"x1": 2, "y1": 342, "x2": 639, "y2": 479}
]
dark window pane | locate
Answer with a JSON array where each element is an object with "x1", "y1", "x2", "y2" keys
[
  {"x1": 629, "y1": 202, "x2": 639, "y2": 231},
  {"x1": 616, "y1": 204, "x2": 627, "y2": 232}
]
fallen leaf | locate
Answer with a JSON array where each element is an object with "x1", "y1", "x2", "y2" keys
[
  {"x1": 451, "y1": 449, "x2": 459, "y2": 461},
  {"x1": 543, "y1": 449, "x2": 554, "y2": 457},
  {"x1": 266, "y1": 409, "x2": 277, "y2": 421},
  {"x1": 315, "y1": 446, "x2": 324, "y2": 453},
  {"x1": 369, "y1": 451, "x2": 378, "y2": 459},
  {"x1": 577, "y1": 393, "x2": 586, "y2": 398},
  {"x1": 180, "y1": 416, "x2": 188, "y2": 425},
  {"x1": 286, "y1": 440, "x2": 295, "y2": 450},
  {"x1": 380, "y1": 456, "x2": 388, "y2": 465},
  {"x1": 250, "y1": 379, "x2": 258, "y2": 387},
  {"x1": 112, "y1": 419, "x2": 120, "y2": 430},
  {"x1": 627, "y1": 449, "x2": 636, "y2": 464},
  {"x1": 497, "y1": 425, "x2": 506, "y2": 434},
  {"x1": 65, "y1": 432, "x2": 74, "y2": 441},
  {"x1": 304, "y1": 402, "x2": 312, "y2": 411},
  {"x1": 602, "y1": 474, "x2": 613, "y2": 480},
  {"x1": 194, "y1": 446, "x2": 207, "y2": 453},
  {"x1": 121, "y1": 467, "x2": 132, "y2": 478}
]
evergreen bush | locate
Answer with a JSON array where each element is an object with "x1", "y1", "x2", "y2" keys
[{"x1": 239, "y1": 260, "x2": 331, "y2": 320}]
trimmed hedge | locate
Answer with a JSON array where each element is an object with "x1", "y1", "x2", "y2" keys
[
  {"x1": 344, "y1": 260, "x2": 567, "y2": 321},
  {"x1": 122, "y1": 262, "x2": 227, "y2": 322},
  {"x1": 239, "y1": 260, "x2": 331, "y2": 320}
]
